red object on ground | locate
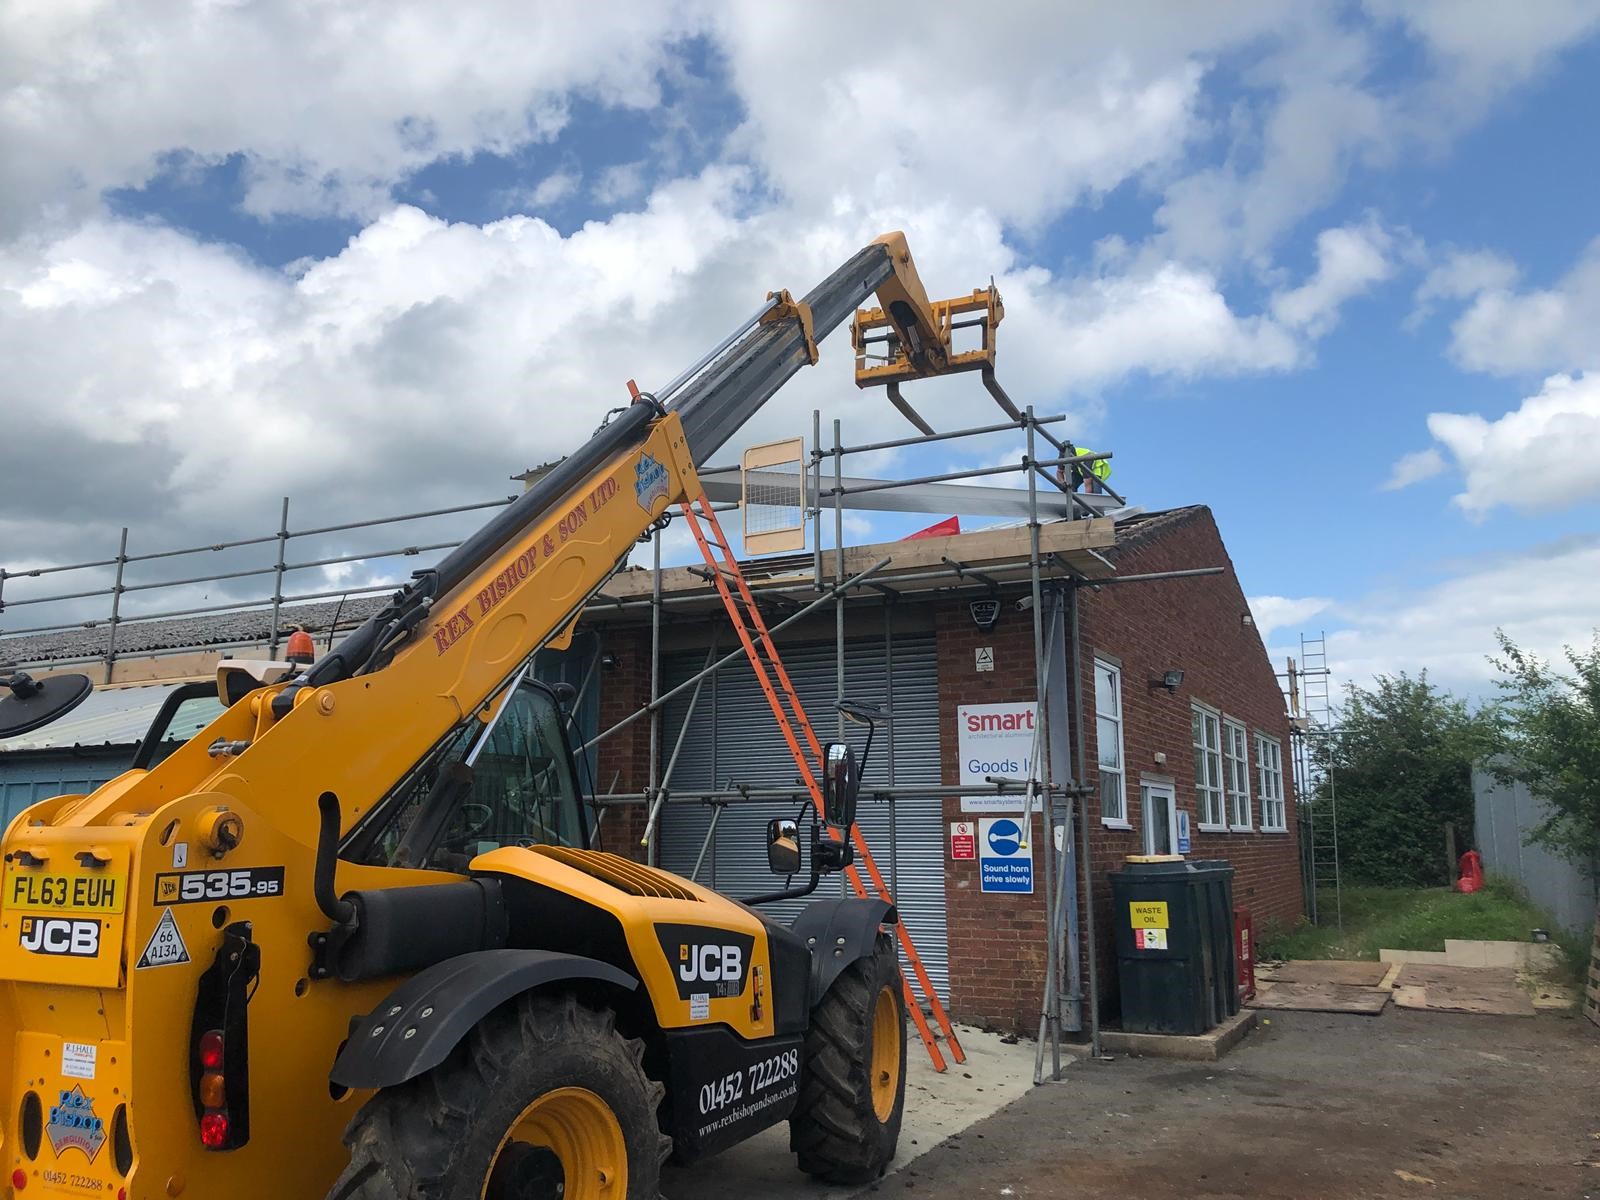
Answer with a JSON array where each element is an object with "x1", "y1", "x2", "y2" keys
[
  {"x1": 1234, "y1": 907, "x2": 1256, "y2": 1004},
  {"x1": 902, "y1": 516, "x2": 960, "y2": 541},
  {"x1": 1455, "y1": 849, "x2": 1484, "y2": 893}
]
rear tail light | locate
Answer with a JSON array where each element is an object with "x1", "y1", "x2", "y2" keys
[
  {"x1": 198, "y1": 1111, "x2": 230, "y2": 1150},
  {"x1": 196, "y1": 1029, "x2": 229, "y2": 1146},
  {"x1": 189, "y1": 922, "x2": 259, "y2": 1151}
]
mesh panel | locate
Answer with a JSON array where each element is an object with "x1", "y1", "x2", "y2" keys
[
  {"x1": 741, "y1": 438, "x2": 804, "y2": 553},
  {"x1": 744, "y1": 468, "x2": 803, "y2": 535}
]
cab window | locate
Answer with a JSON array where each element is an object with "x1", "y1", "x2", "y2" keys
[{"x1": 354, "y1": 681, "x2": 586, "y2": 871}]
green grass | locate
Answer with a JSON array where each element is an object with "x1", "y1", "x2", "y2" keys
[{"x1": 1259, "y1": 880, "x2": 1590, "y2": 984}]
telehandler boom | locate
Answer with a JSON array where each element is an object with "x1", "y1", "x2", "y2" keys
[{"x1": 0, "y1": 233, "x2": 993, "y2": 1199}]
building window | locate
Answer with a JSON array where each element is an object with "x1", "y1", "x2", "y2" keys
[
  {"x1": 1257, "y1": 734, "x2": 1287, "y2": 831},
  {"x1": 1094, "y1": 660, "x2": 1128, "y2": 826},
  {"x1": 1224, "y1": 718, "x2": 1252, "y2": 831},
  {"x1": 1191, "y1": 705, "x2": 1225, "y2": 830}
]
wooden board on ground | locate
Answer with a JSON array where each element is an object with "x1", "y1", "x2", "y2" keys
[
  {"x1": 1258, "y1": 960, "x2": 1391, "y2": 988},
  {"x1": 1391, "y1": 964, "x2": 1536, "y2": 1017},
  {"x1": 1248, "y1": 981, "x2": 1390, "y2": 1015}
]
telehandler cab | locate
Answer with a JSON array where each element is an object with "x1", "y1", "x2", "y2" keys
[{"x1": 0, "y1": 233, "x2": 996, "y2": 1199}]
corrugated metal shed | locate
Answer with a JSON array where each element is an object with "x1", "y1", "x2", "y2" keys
[{"x1": 0, "y1": 682, "x2": 181, "y2": 752}]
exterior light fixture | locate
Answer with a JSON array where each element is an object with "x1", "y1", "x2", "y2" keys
[{"x1": 1148, "y1": 669, "x2": 1184, "y2": 694}]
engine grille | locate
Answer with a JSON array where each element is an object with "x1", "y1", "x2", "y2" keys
[{"x1": 532, "y1": 847, "x2": 701, "y2": 902}]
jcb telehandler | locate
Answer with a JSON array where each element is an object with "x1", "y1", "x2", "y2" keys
[{"x1": 0, "y1": 234, "x2": 988, "y2": 1199}]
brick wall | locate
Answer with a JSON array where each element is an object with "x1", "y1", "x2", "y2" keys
[
  {"x1": 936, "y1": 598, "x2": 1054, "y2": 1031},
  {"x1": 586, "y1": 507, "x2": 1303, "y2": 1034},
  {"x1": 938, "y1": 507, "x2": 1302, "y2": 1032}
]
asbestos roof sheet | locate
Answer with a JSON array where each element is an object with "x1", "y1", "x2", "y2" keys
[
  {"x1": 0, "y1": 682, "x2": 183, "y2": 752},
  {"x1": 0, "y1": 596, "x2": 386, "y2": 668}
]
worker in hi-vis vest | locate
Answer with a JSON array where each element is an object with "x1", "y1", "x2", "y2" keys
[{"x1": 1061, "y1": 445, "x2": 1112, "y2": 494}]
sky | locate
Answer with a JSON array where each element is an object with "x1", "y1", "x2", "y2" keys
[{"x1": 1, "y1": 1, "x2": 1598, "y2": 703}]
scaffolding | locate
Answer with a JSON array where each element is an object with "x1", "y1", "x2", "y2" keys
[{"x1": 0, "y1": 293, "x2": 1244, "y2": 1084}]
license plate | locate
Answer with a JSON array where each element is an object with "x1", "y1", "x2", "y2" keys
[{"x1": 4, "y1": 867, "x2": 128, "y2": 916}]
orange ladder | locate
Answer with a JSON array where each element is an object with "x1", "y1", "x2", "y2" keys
[{"x1": 677, "y1": 491, "x2": 966, "y2": 1070}]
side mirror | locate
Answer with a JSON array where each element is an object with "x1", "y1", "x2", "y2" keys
[
  {"x1": 766, "y1": 818, "x2": 801, "y2": 875},
  {"x1": 822, "y1": 742, "x2": 860, "y2": 830},
  {"x1": 551, "y1": 682, "x2": 578, "y2": 708}
]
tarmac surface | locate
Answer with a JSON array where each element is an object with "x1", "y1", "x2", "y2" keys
[{"x1": 672, "y1": 1008, "x2": 1600, "y2": 1199}]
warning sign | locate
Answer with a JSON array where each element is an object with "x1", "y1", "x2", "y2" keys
[
  {"x1": 136, "y1": 908, "x2": 190, "y2": 969},
  {"x1": 950, "y1": 822, "x2": 976, "y2": 860},
  {"x1": 1135, "y1": 928, "x2": 1168, "y2": 951},
  {"x1": 978, "y1": 817, "x2": 1033, "y2": 894},
  {"x1": 1129, "y1": 901, "x2": 1169, "y2": 930}
]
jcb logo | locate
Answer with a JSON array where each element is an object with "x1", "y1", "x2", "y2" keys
[
  {"x1": 19, "y1": 917, "x2": 100, "y2": 958},
  {"x1": 678, "y1": 943, "x2": 743, "y2": 984},
  {"x1": 657, "y1": 924, "x2": 755, "y2": 1001}
]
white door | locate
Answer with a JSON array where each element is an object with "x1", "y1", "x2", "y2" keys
[{"x1": 1141, "y1": 780, "x2": 1178, "y2": 856}]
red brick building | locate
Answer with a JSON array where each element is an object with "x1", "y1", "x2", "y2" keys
[{"x1": 589, "y1": 505, "x2": 1301, "y2": 1034}]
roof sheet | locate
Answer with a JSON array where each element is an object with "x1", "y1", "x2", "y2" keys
[{"x1": 0, "y1": 596, "x2": 386, "y2": 668}]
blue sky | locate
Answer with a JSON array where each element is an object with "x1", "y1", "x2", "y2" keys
[{"x1": 2, "y1": 2, "x2": 1598, "y2": 698}]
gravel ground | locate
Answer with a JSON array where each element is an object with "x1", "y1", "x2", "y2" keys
[{"x1": 867, "y1": 1009, "x2": 1600, "y2": 1200}]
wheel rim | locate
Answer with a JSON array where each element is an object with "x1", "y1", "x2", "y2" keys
[
  {"x1": 870, "y1": 985, "x2": 902, "y2": 1123},
  {"x1": 483, "y1": 1086, "x2": 627, "y2": 1200}
]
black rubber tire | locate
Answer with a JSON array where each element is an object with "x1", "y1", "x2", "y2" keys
[
  {"x1": 327, "y1": 992, "x2": 669, "y2": 1200},
  {"x1": 789, "y1": 931, "x2": 907, "y2": 1184}
]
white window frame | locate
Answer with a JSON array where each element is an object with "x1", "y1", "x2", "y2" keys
[
  {"x1": 1223, "y1": 717, "x2": 1252, "y2": 831},
  {"x1": 1094, "y1": 658, "x2": 1130, "y2": 828},
  {"x1": 1191, "y1": 703, "x2": 1226, "y2": 831},
  {"x1": 1256, "y1": 732, "x2": 1287, "y2": 832}
]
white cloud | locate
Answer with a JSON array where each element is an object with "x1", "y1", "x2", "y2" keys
[
  {"x1": 709, "y1": 7, "x2": 1254, "y2": 232},
  {"x1": 500, "y1": 170, "x2": 582, "y2": 213},
  {"x1": 1315, "y1": 535, "x2": 1600, "y2": 697},
  {"x1": 1248, "y1": 595, "x2": 1333, "y2": 644},
  {"x1": 593, "y1": 163, "x2": 648, "y2": 207},
  {"x1": 1414, "y1": 248, "x2": 1519, "y2": 306},
  {"x1": 1379, "y1": 448, "x2": 1445, "y2": 492},
  {"x1": 1042, "y1": 261, "x2": 1303, "y2": 382},
  {"x1": 1364, "y1": 0, "x2": 1600, "y2": 84},
  {"x1": 1155, "y1": 15, "x2": 1392, "y2": 265},
  {"x1": 1443, "y1": 238, "x2": 1600, "y2": 376},
  {"x1": 1424, "y1": 372, "x2": 1600, "y2": 517},
  {"x1": 3, "y1": 1, "x2": 1598, "y2": 637},
  {"x1": 0, "y1": 0, "x2": 699, "y2": 228},
  {"x1": 0, "y1": 168, "x2": 1355, "y2": 587},
  {"x1": 1156, "y1": 4, "x2": 1597, "y2": 266},
  {"x1": 1269, "y1": 219, "x2": 1394, "y2": 337}
]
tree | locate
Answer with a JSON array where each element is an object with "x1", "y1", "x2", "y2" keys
[
  {"x1": 1316, "y1": 672, "x2": 1493, "y2": 887},
  {"x1": 1490, "y1": 631, "x2": 1600, "y2": 868}
]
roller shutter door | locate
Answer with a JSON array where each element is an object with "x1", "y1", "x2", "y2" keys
[{"x1": 657, "y1": 633, "x2": 949, "y2": 1003}]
